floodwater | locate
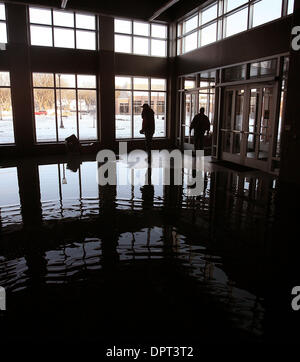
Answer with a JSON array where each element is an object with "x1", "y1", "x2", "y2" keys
[{"x1": 0, "y1": 154, "x2": 296, "y2": 344}]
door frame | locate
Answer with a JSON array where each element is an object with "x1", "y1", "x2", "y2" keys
[{"x1": 181, "y1": 90, "x2": 198, "y2": 150}]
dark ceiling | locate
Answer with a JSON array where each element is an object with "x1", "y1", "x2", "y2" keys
[{"x1": 5, "y1": 0, "x2": 206, "y2": 22}]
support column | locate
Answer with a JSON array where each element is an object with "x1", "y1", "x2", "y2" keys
[{"x1": 6, "y1": 4, "x2": 35, "y2": 154}]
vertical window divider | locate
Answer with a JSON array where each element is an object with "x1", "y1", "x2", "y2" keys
[
  {"x1": 53, "y1": 73, "x2": 59, "y2": 142},
  {"x1": 131, "y1": 76, "x2": 134, "y2": 138},
  {"x1": 74, "y1": 12, "x2": 77, "y2": 49},
  {"x1": 75, "y1": 74, "x2": 79, "y2": 139},
  {"x1": 51, "y1": 9, "x2": 54, "y2": 47}
]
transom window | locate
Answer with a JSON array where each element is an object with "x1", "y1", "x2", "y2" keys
[
  {"x1": 0, "y1": 3, "x2": 7, "y2": 44},
  {"x1": 115, "y1": 76, "x2": 166, "y2": 139},
  {"x1": 29, "y1": 7, "x2": 97, "y2": 50},
  {"x1": 32, "y1": 73, "x2": 98, "y2": 143},
  {"x1": 114, "y1": 19, "x2": 168, "y2": 57},
  {"x1": 177, "y1": 0, "x2": 294, "y2": 55},
  {"x1": 0, "y1": 72, "x2": 14, "y2": 144}
]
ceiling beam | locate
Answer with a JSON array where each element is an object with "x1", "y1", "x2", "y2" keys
[
  {"x1": 61, "y1": 0, "x2": 68, "y2": 9},
  {"x1": 148, "y1": 0, "x2": 180, "y2": 21}
]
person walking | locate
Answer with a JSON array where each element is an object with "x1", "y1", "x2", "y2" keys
[
  {"x1": 190, "y1": 107, "x2": 210, "y2": 151},
  {"x1": 140, "y1": 103, "x2": 155, "y2": 154}
]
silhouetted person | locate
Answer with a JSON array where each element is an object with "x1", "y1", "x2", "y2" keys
[
  {"x1": 140, "y1": 104, "x2": 155, "y2": 154},
  {"x1": 190, "y1": 107, "x2": 210, "y2": 151}
]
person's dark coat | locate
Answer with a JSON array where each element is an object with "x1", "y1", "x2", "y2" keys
[{"x1": 141, "y1": 108, "x2": 155, "y2": 135}]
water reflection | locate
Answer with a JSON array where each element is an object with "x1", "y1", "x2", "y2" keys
[{"x1": 0, "y1": 154, "x2": 278, "y2": 341}]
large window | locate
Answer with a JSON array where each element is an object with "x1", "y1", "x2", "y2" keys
[
  {"x1": 114, "y1": 19, "x2": 167, "y2": 57},
  {"x1": 177, "y1": 0, "x2": 294, "y2": 55},
  {"x1": 0, "y1": 72, "x2": 14, "y2": 144},
  {"x1": 115, "y1": 76, "x2": 166, "y2": 139},
  {"x1": 29, "y1": 7, "x2": 97, "y2": 50},
  {"x1": 0, "y1": 3, "x2": 7, "y2": 44},
  {"x1": 33, "y1": 73, "x2": 98, "y2": 143}
]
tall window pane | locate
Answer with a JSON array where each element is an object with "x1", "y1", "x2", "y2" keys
[
  {"x1": 133, "y1": 37, "x2": 149, "y2": 55},
  {"x1": 30, "y1": 25, "x2": 52, "y2": 46},
  {"x1": 201, "y1": 22, "x2": 217, "y2": 46},
  {"x1": 56, "y1": 74, "x2": 76, "y2": 88},
  {"x1": 34, "y1": 89, "x2": 56, "y2": 142},
  {"x1": 151, "y1": 78, "x2": 166, "y2": 91},
  {"x1": 134, "y1": 77, "x2": 149, "y2": 90},
  {"x1": 151, "y1": 39, "x2": 166, "y2": 57},
  {"x1": 115, "y1": 34, "x2": 131, "y2": 53},
  {"x1": 54, "y1": 28, "x2": 75, "y2": 48},
  {"x1": 288, "y1": 0, "x2": 294, "y2": 14},
  {"x1": 201, "y1": 3, "x2": 217, "y2": 25},
  {"x1": 184, "y1": 31, "x2": 198, "y2": 52},
  {"x1": 184, "y1": 14, "x2": 198, "y2": 34},
  {"x1": 115, "y1": 77, "x2": 131, "y2": 89},
  {"x1": 76, "y1": 14, "x2": 96, "y2": 30},
  {"x1": 115, "y1": 90, "x2": 132, "y2": 138},
  {"x1": 134, "y1": 91, "x2": 149, "y2": 138},
  {"x1": 78, "y1": 90, "x2": 97, "y2": 140},
  {"x1": 133, "y1": 21, "x2": 149, "y2": 36},
  {"x1": 0, "y1": 22, "x2": 7, "y2": 43},
  {"x1": 29, "y1": 8, "x2": 52, "y2": 25},
  {"x1": 115, "y1": 19, "x2": 132, "y2": 34},
  {"x1": 225, "y1": 0, "x2": 247, "y2": 13},
  {"x1": 224, "y1": 7, "x2": 248, "y2": 38},
  {"x1": 151, "y1": 92, "x2": 166, "y2": 137},
  {"x1": 0, "y1": 72, "x2": 14, "y2": 144},
  {"x1": 252, "y1": 0, "x2": 282, "y2": 28},
  {"x1": 151, "y1": 24, "x2": 167, "y2": 38},
  {"x1": 53, "y1": 11, "x2": 74, "y2": 27},
  {"x1": 77, "y1": 75, "x2": 96, "y2": 89},
  {"x1": 57, "y1": 89, "x2": 77, "y2": 141},
  {"x1": 76, "y1": 30, "x2": 96, "y2": 50}
]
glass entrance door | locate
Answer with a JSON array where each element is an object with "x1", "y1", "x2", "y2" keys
[{"x1": 221, "y1": 83, "x2": 276, "y2": 171}]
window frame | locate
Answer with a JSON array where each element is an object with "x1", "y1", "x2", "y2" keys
[
  {"x1": 32, "y1": 72, "x2": 99, "y2": 144},
  {"x1": 114, "y1": 18, "x2": 168, "y2": 57},
  {"x1": 0, "y1": 2, "x2": 8, "y2": 44},
  {"x1": 28, "y1": 7, "x2": 98, "y2": 50},
  {"x1": 115, "y1": 76, "x2": 167, "y2": 139}
]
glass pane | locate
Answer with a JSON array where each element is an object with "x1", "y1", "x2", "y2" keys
[
  {"x1": 77, "y1": 75, "x2": 96, "y2": 89},
  {"x1": 133, "y1": 21, "x2": 149, "y2": 36},
  {"x1": 76, "y1": 14, "x2": 95, "y2": 30},
  {"x1": 115, "y1": 34, "x2": 131, "y2": 53},
  {"x1": 78, "y1": 90, "x2": 97, "y2": 140},
  {"x1": 222, "y1": 131, "x2": 231, "y2": 152},
  {"x1": 55, "y1": 74, "x2": 75, "y2": 89},
  {"x1": 0, "y1": 22, "x2": 6, "y2": 43},
  {"x1": 115, "y1": 19, "x2": 131, "y2": 34},
  {"x1": 184, "y1": 14, "x2": 198, "y2": 34},
  {"x1": 223, "y1": 64, "x2": 246, "y2": 82},
  {"x1": 151, "y1": 39, "x2": 166, "y2": 56},
  {"x1": 56, "y1": 89, "x2": 77, "y2": 141},
  {"x1": 29, "y1": 7, "x2": 51, "y2": 25},
  {"x1": 201, "y1": 3, "x2": 217, "y2": 25},
  {"x1": 223, "y1": 90, "x2": 233, "y2": 129},
  {"x1": 30, "y1": 25, "x2": 52, "y2": 46},
  {"x1": 0, "y1": 3, "x2": 5, "y2": 20},
  {"x1": 151, "y1": 92, "x2": 166, "y2": 137},
  {"x1": 184, "y1": 80, "x2": 196, "y2": 89},
  {"x1": 0, "y1": 87, "x2": 14, "y2": 144},
  {"x1": 250, "y1": 59, "x2": 277, "y2": 78},
  {"x1": 133, "y1": 77, "x2": 149, "y2": 90},
  {"x1": 247, "y1": 89, "x2": 259, "y2": 157},
  {"x1": 185, "y1": 93, "x2": 191, "y2": 136},
  {"x1": 53, "y1": 11, "x2": 74, "y2": 27},
  {"x1": 151, "y1": 24, "x2": 167, "y2": 38},
  {"x1": 115, "y1": 90, "x2": 132, "y2": 138},
  {"x1": 76, "y1": 30, "x2": 96, "y2": 50},
  {"x1": 234, "y1": 90, "x2": 244, "y2": 131},
  {"x1": 201, "y1": 22, "x2": 217, "y2": 46},
  {"x1": 0, "y1": 72, "x2": 10, "y2": 86},
  {"x1": 259, "y1": 87, "x2": 273, "y2": 160},
  {"x1": 34, "y1": 88, "x2": 56, "y2": 142},
  {"x1": 225, "y1": 0, "x2": 247, "y2": 13},
  {"x1": 115, "y1": 76, "x2": 131, "y2": 89},
  {"x1": 151, "y1": 78, "x2": 166, "y2": 91},
  {"x1": 134, "y1": 91, "x2": 149, "y2": 138},
  {"x1": 54, "y1": 28, "x2": 75, "y2": 48},
  {"x1": 133, "y1": 37, "x2": 149, "y2": 55},
  {"x1": 288, "y1": 0, "x2": 294, "y2": 14},
  {"x1": 33, "y1": 73, "x2": 54, "y2": 87},
  {"x1": 224, "y1": 7, "x2": 248, "y2": 37},
  {"x1": 252, "y1": 0, "x2": 282, "y2": 28},
  {"x1": 184, "y1": 32, "x2": 198, "y2": 52},
  {"x1": 232, "y1": 133, "x2": 242, "y2": 154}
]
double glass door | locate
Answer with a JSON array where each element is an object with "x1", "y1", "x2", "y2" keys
[{"x1": 221, "y1": 84, "x2": 276, "y2": 171}]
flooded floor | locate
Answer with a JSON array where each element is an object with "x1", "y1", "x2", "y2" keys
[{"x1": 0, "y1": 153, "x2": 298, "y2": 345}]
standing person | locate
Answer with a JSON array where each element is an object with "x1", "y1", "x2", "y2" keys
[
  {"x1": 140, "y1": 103, "x2": 155, "y2": 154},
  {"x1": 190, "y1": 107, "x2": 210, "y2": 151}
]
